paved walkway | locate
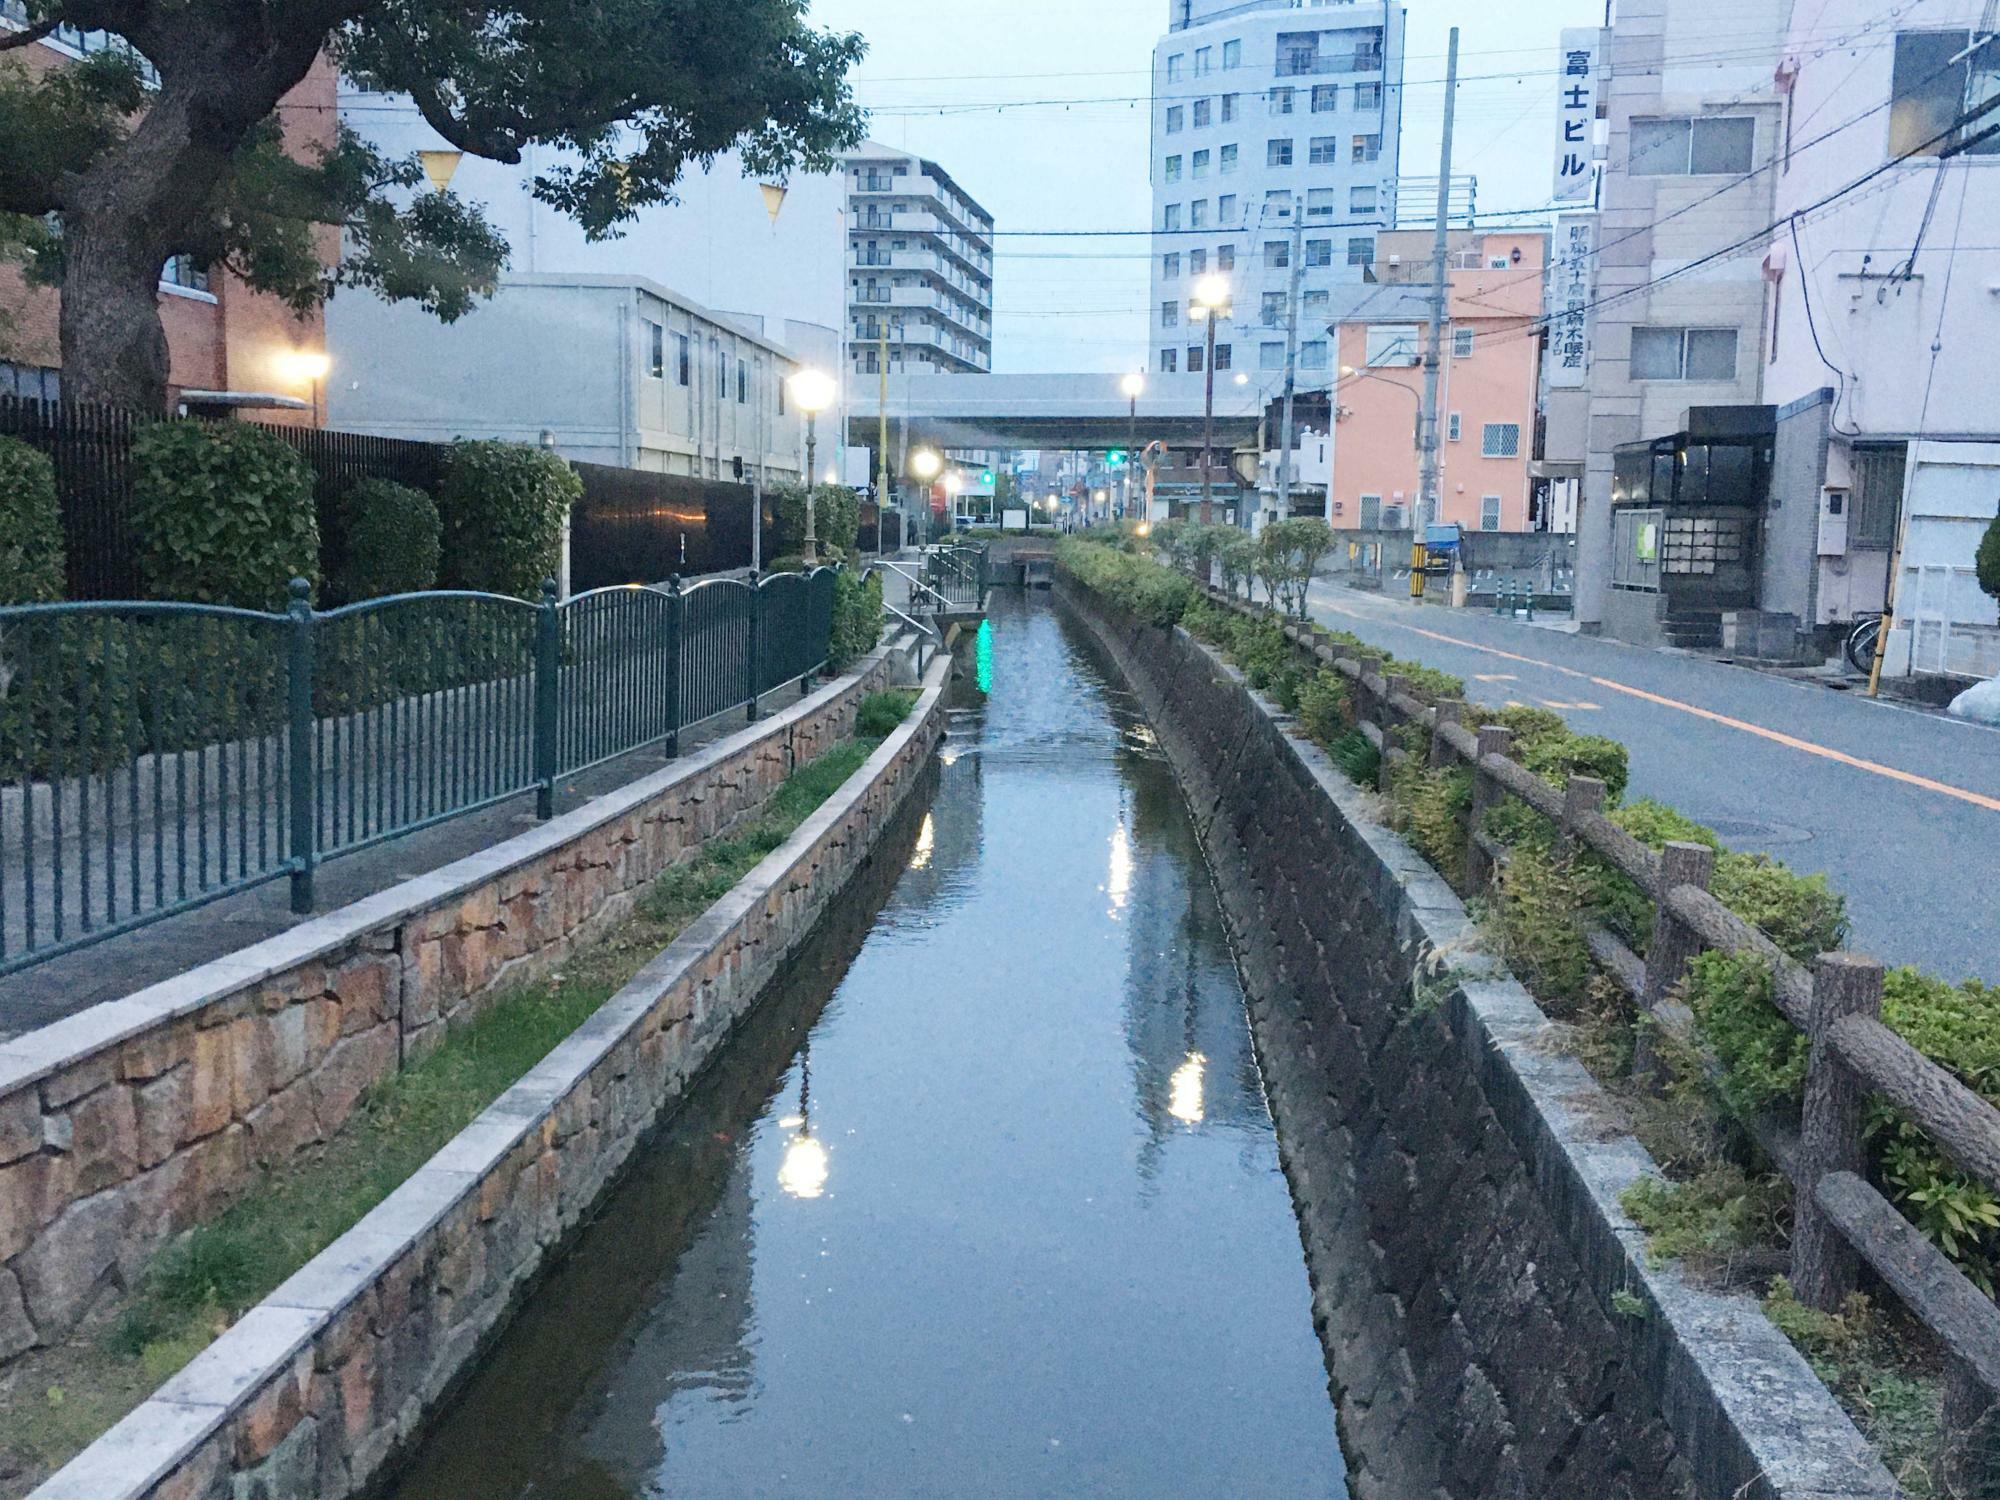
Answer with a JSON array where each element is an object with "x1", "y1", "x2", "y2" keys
[{"x1": 1305, "y1": 579, "x2": 2000, "y2": 984}]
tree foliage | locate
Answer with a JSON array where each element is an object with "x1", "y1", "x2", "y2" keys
[
  {"x1": 1977, "y1": 511, "x2": 2000, "y2": 604},
  {"x1": 0, "y1": 435, "x2": 65, "y2": 603},
  {"x1": 436, "y1": 441, "x2": 578, "y2": 599},
  {"x1": 129, "y1": 423, "x2": 319, "y2": 608},
  {"x1": 325, "y1": 477, "x2": 441, "y2": 603}
]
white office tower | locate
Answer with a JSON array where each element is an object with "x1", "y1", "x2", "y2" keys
[{"x1": 1148, "y1": 0, "x2": 1407, "y2": 394}]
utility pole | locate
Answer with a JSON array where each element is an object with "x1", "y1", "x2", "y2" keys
[
  {"x1": 877, "y1": 321, "x2": 890, "y2": 552},
  {"x1": 1417, "y1": 26, "x2": 1460, "y2": 535},
  {"x1": 1200, "y1": 309, "x2": 1218, "y2": 526},
  {"x1": 1276, "y1": 210, "x2": 1304, "y2": 529}
]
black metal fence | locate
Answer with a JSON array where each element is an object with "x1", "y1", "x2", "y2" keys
[
  {"x1": 567, "y1": 463, "x2": 766, "y2": 590},
  {"x1": 0, "y1": 568, "x2": 840, "y2": 976}
]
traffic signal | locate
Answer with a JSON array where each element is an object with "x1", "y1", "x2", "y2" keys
[
  {"x1": 1106, "y1": 449, "x2": 1128, "y2": 468},
  {"x1": 980, "y1": 469, "x2": 995, "y2": 485}
]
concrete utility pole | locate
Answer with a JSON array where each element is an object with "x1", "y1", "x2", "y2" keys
[
  {"x1": 877, "y1": 322, "x2": 890, "y2": 551},
  {"x1": 1276, "y1": 210, "x2": 1304, "y2": 529},
  {"x1": 1417, "y1": 26, "x2": 1460, "y2": 534}
]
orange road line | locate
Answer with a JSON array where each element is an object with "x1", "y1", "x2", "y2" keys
[{"x1": 1322, "y1": 602, "x2": 2000, "y2": 814}]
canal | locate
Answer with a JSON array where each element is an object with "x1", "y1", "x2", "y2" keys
[{"x1": 385, "y1": 594, "x2": 1347, "y2": 1499}]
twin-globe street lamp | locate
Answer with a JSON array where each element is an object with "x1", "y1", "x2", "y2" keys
[
  {"x1": 1191, "y1": 274, "x2": 1231, "y2": 525},
  {"x1": 787, "y1": 368, "x2": 837, "y2": 563}
]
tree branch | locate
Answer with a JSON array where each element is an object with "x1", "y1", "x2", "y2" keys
[
  {"x1": 0, "y1": 17, "x2": 61, "y2": 49},
  {"x1": 405, "y1": 75, "x2": 522, "y2": 163}
]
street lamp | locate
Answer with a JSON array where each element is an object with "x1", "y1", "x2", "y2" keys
[
  {"x1": 909, "y1": 448, "x2": 941, "y2": 550},
  {"x1": 1119, "y1": 372, "x2": 1144, "y2": 521},
  {"x1": 1191, "y1": 275, "x2": 1231, "y2": 525},
  {"x1": 788, "y1": 368, "x2": 836, "y2": 563},
  {"x1": 282, "y1": 349, "x2": 331, "y2": 426}
]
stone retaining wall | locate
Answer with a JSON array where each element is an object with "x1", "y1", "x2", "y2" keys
[
  {"x1": 31, "y1": 651, "x2": 950, "y2": 1500},
  {"x1": 1058, "y1": 580, "x2": 1896, "y2": 1500},
  {"x1": 0, "y1": 646, "x2": 903, "y2": 1364}
]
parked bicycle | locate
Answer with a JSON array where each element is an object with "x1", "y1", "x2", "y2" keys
[{"x1": 1844, "y1": 612, "x2": 1883, "y2": 674}]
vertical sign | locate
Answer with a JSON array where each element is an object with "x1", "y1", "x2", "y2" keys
[
  {"x1": 1547, "y1": 212, "x2": 1595, "y2": 387},
  {"x1": 1553, "y1": 28, "x2": 1599, "y2": 204}
]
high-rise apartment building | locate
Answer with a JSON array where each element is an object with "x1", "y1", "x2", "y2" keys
[
  {"x1": 1148, "y1": 0, "x2": 1407, "y2": 391},
  {"x1": 845, "y1": 142, "x2": 995, "y2": 378}
]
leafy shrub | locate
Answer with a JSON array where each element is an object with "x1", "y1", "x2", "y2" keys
[
  {"x1": 1328, "y1": 728, "x2": 1381, "y2": 785},
  {"x1": 437, "y1": 440, "x2": 578, "y2": 599},
  {"x1": 0, "y1": 435, "x2": 64, "y2": 603},
  {"x1": 130, "y1": 422, "x2": 318, "y2": 608},
  {"x1": 762, "y1": 554, "x2": 807, "y2": 575},
  {"x1": 1055, "y1": 539, "x2": 1191, "y2": 628},
  {"x1": 1179, "y1": 593, "x2": 1230, "y2": 643},
  {"x1": 324, "y1": 478, "x2": 440, "y2": 604},
  {"x1": 1389, "y1": 751, "x2": 1471, "y2": 883},
  {"x1": 855, "y1": 689, "x2": 914, "y2": 738},
  {"x1": 1487, "y1": 843, "x2": 1602, "y2": 1017},
  {"x1": 1297, "y1": 668, "x2": 1350, "y2": 746},
  {"x1": 1256, "y1": 517, "x2": 1334, "y2": 617},
  {"x1": 1397, "y1": 662, "x2": 1468, "y2": 702},
  {"x1": 1622, "y1": 1166, "x2": 1787, "y2": 1275},
  {"x1": 829, "y1": 567, "x2": 883, "y2": 672},
  {"x1": 1218, "y1": 533, "x2": 1257, "y2": 597},
  {"x1": 770, "y1": 482, "x2": 859, "y2": 559},
  {"x1": 1978, "y1": 511, "x2": 2000, "y2": 603}
]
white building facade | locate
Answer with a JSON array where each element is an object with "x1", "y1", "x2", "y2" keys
[
  {"x1": 845, "y1": 141, "x2": 995, "y2": 379},
  {"x1": 1147, "y1": 0, "x2": 1408, "y2": 393},
  {"x1": 1763, "y1": 1, "x2": 2000, "y2": 681}
]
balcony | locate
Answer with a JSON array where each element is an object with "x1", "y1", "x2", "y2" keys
[{"x1": 1275, "y1": 49, "x2": 1384, "y2": 77}]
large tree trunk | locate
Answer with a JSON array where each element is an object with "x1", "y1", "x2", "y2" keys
[{"x1": 57, "y1": 200, "x2": 177, "y2": 411}]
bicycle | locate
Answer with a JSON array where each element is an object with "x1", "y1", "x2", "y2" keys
[{"x1": 1844, "y1": 613, "x2": 1883, "y2": 675}]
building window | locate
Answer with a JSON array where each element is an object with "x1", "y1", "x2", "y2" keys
[
  {"x1": 1629, "y1": 326, "x2": 1738, "y2": 380},
  {"x1": 1189, "y1": 247, "x2": 1207, "y2": 274},
  {"x1": 1306, "y1": 187, "x2": 1334, "y2": 220},
  {"x1": 1349, "y1": 184, "x2": 1377, "y2": 212},
  {"x1": 1163, "y1": 203, "x2": 1181, "y2": 230},
  {"x1": 1366, "y1": 324, "x2": 1420, "y2": 366},
  {"x1": 1481, "y1": 423, "x2": 1521, "y2": 458},
  {"x1": 1190, "y1": 199, "x2": 1210, "y2": 228},
  {"x1": 1264, "y1": 188, "x2": 1292, "y2": 217},
  {"x1": 778, "y1": 378, "x2": 785, "y2": 415},
  {"x1": 1889, "y1": 31, "x2": 2000, "y2": 157},
  {"x1": 1304, "y1": 238, "x2": 1332, "y2": 267},
  {"x1": 1355, "y1": 82, "x2": 1383, "y2": 110},
  {"x1": 1214, "y1": 343, "x2": 1232, "y2": 369},
  {"x1": 646, "y1": 320, "x2": 665, "y2": 378},
  {"x1": 1222, "y1": 38, "x2": 1241, "y2": 69},
  {"x1": 1452, "y1": 326, "x2": 1475, "y2": 358},
  {"x1": 1630, "y1": 115, "x2": 1755, "y2": 174},
  {"x1": 1261, "y1": 290, "x2": 1288, "y2": 323},
  {"x1": 1160, "y1": 347, "x2": 1179, "y2": 372},
  {"x1": 1219, "y1": 143, "x2": 1238, "y2": 173},
  {"x1": 1298, "y1": 135, "x2": 1334, "y2": 166},
  {"x1": 1448, "y1": 412, "x2": 1462, "y2": 441},
  {"x1": 1301, "y1": 340, "x2": 1328, "y2": 369},
  {"x1": 1162, "y1": 300, "x2": 1179, "y2": 328},
  {"x1": 1352, "y1": 134, "x2": 1381, "y2": 162},
  {"x1": 1194, "y1": 45, "x2": 1212, "y2": 75},
  {"x1": 1265, "y1": 239, "x2": 1290, "y2": 269},
  {"x1": 1302, "y1": 289, "x2": 1328, "y2": 317},
  {"x1": 1166, "y1": 53, "x2": 1184, "y2": 81},
  {"x1": 1312, "y1": 85, "x2": 1340, "y2": 113},
  {"x1": 1216, "y1": 243, "x2": 1236, "y2": 271},
  {"x1": 1165, "y1": 105, "x2": 1184, "y2": 134},
  {"x1": 1480, "y1": 495, "x2": 1502, "y2": 531},
  {"x1": 1267, "y1": 137, "x2": 1294, "y2": 166},
  {"x1": 1188, "y1": 344, "x2": 1205, "y2": 373},
  {"x1": 737, "y1": 358, "x2": 748, "y2": 403},
  {"x1": 1260, "y1": 342, "x2": 1285, "y2": 370},
  {"x1": 1220, "y1": 93, "x2": 1238, "y2": 123},
  {"x1": 1217, "y1": 195, "x2": 1238, "y2": 226},
  {"x1": 1193, "y1": 97, "x2": 1211, "y2": 128},
  {"x1": 1268, "y1": 87, "x2": 1295, "y2": 116},
  {"x1": 160, "y1": 256, "x2": 209, "y2": 293},
  {"x1": 1165, "y1": 154, "x2": 1182, "y2": 182},
  {"x1": 1192, "y1": 148, "x2": 1210, "y2": 177},
  {"x1": 1347, "y1": 235, "x2": 1375, "y2": 266},
  {"x1": 1162, "y1": 251, "x2": 1181, "y2": 279}
]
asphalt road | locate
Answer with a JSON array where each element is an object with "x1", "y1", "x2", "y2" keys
[{"x1": 1304, "y1": 580, "x2": 2000, "y2": 985}]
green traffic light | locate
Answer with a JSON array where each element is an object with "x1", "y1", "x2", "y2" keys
[{"x1": 980, "y1": 469, "x2": 995, "y2": 485}]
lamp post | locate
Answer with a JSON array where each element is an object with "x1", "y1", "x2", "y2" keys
[
  {"x1": 942, "y1": 469, "x2": 962, "y2": 534},
  {"x1": 788, "y1": 369, "x2": 837, "y2": 563},
  {"x1": 284, "y1": 350, "x2": 331, "y2": 427},
  {"x1": 1191, "y1": 275, "x2": 1230, "y2": 526},
  {"x1": 910, "y1": 447, "x2": 941, "y2": 550},
  {"x1": 1120, "y1": 372, "x2": 1144, "y2": 522}
]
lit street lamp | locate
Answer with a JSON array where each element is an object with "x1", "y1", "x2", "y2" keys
[
  {"x1": 1119, "y1": 372, "x2": 1144, "y2": 521},
  {"x1": 909, "y1": 447, "x2": 941, "y2": 550},
  {"x1": 1191, "y1": 275, "x2": 1231, "y2": 525},
  {"x1": 283, "y1": 349, "x2": 331, "y2": 426},
  {"x1": 788, "y1": 368, "x2": 837, "y2": 562}
]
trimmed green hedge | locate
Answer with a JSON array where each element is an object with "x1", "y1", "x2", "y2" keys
[
  {"x1": 770, "y1": 482, "x2": 859, "y2": 560},
  {"x1": 131, "y1": 423, "x2": 319, "y2": 609},
  {"x1": 829, "y1": 568, "x2": 883, "y2": 672},
  {"x1": 437, "y1": 441, "x2": 578, "y2": 599},
  {"x1": 325, "y1": 478, "x2": 441, "y2": 604},
  {"x1": 0, "y1": 435, "x2": 64, "y2": 604}
]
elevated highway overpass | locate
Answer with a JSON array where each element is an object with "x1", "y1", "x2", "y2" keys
[{"x1": 843, "y1": 371, "x2": 1266, "y2": 454}]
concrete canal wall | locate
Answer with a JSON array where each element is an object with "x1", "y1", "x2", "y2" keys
[
  {"x1": 0, "y1": 643, "x2": 908, "y2": 1366},
  {"x1": 1058, "y1": 579, "x2": 1893, "y2": 1500},
  {"x1": 31, "y1": 648, "x2": 950, "y2": 1500}
]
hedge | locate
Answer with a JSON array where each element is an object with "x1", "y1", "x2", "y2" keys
[
  {"x1": 770, "y1": 482, "x2": 860, "y2": 560},
  {"x1": 829, "y1": 568, "x2": 883, "y2": 672},
  {"x1": 437, "y1": 441, "x2": 578, "y2": 599},
  {"x1": 130, "y1": 422, "x2": 319, "y2": 609},
  {"x1": 0, "y1": 435, "x2": 64, "y2": 604},
  {"x1": 325, "y1": 478, "x2": 442, "y2": 604}
]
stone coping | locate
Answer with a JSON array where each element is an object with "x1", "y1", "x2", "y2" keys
[
  {"x1": 1058, "y1": 579, "x2": 1896, "y2": 1500},
  {"x1": 30, "y1": 650, "x2": 950, "y2": 1500},
  {"x1": 0, "y1": 638, "x2": 912, "y2": 1104}
]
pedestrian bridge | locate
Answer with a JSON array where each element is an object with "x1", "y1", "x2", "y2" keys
[{"x1": 843, "y1": 371, "x2": 1265, "y2": 453}]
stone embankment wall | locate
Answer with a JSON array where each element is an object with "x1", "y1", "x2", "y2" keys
[
  {"x1": 32, "y1": 652, "x2": 950, "y2": 1500},
  {"x1": 1059, "y1": 581, "x2": 1895, "y2": 1500},
  {"x1": 0, "y1": 648, "x2": 902, "y2": 1365}
]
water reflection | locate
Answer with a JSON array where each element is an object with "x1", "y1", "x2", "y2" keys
[{"x1": 384, "y1": 595, "x2": 1343, "y2": 1500}]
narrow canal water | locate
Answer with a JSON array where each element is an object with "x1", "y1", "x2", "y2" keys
[{"x1": 386, "y1": 595, "x2": 1346, "y2": 1499}]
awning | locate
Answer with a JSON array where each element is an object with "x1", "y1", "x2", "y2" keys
[{"x1": 175, "y1": 390, "x2": 311, "y2": 412}]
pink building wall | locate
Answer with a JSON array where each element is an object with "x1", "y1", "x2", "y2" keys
[{"x1": 1329, "y1": 232, "x2": 1546, "y2": 533}]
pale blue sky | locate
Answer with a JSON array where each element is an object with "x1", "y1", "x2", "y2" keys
[{"x1": 811, "y1": 0, "x2": 1602, "y2": 373}]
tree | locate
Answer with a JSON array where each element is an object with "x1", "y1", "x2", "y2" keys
[
  {"x1": 1978, "y1": 511, "x2": 2000, "y2": 605},
  {"x1": 0, "y1": 1, "x2": 864, "y2": 411},
  {"x1": 1257, "y1": 518, "x2": 1333, "y2": 618}
]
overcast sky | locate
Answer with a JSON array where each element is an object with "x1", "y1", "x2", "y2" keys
[{"x1": 811, "y1": 0, "x2": 1602, "y2": 374}]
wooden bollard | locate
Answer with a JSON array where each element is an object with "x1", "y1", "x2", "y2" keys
[
  {"x1": 1790, "y1": 952, "x2": 1884, "y2": 1310},
  {"x1": 1462, "y1": 725, "x2": 1513, "y2": 891}
]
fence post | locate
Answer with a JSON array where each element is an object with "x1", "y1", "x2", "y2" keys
[
  {"x1": 1941, "y1": 1361, "x2": 2000, "y2": 1499},
  {"x1": 1463, "y1": 725, "x2": 1513, "y2": 891},
  {"x1": 665, "y1": 575, "x2": 683, "y2": 758},
  {"x1": 745, "y1": 570, "x2": 762, "y2": 722},
  {"x1": 1558, "y1": 775, "x2": 1606, "y2": 857},
  {"x1": 1429, "y1": 699, "x2": 1464, "y2": 769},
  {"x1": 285, "y1": 578, "x2": 317, "y2": 914},
  {"x1": 533, "y1": 579, "x2": 560, "y2": 819},
  {"x1": 1353, "y1": 653, "x2": 1383, "y2": 725},
  {"x1": 1791, "y1": 952, "x2": 1883, "y2": 1310},
  {"x1": 1631, "y1": 839, "x2": 1717, "y2": 1085}
]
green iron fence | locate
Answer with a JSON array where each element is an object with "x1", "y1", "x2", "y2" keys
[{"x1": 0, "y1": 567, "x2": 839, "y2": 975}]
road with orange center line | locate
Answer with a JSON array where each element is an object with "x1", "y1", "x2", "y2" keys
[{"x1": 1303, "y1": 579, "x2": 2000, "y2": 983}]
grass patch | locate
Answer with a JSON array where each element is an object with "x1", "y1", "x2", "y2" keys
[{"x1": 0, "y1": 691, "x2": 918, "y2": 1494}]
